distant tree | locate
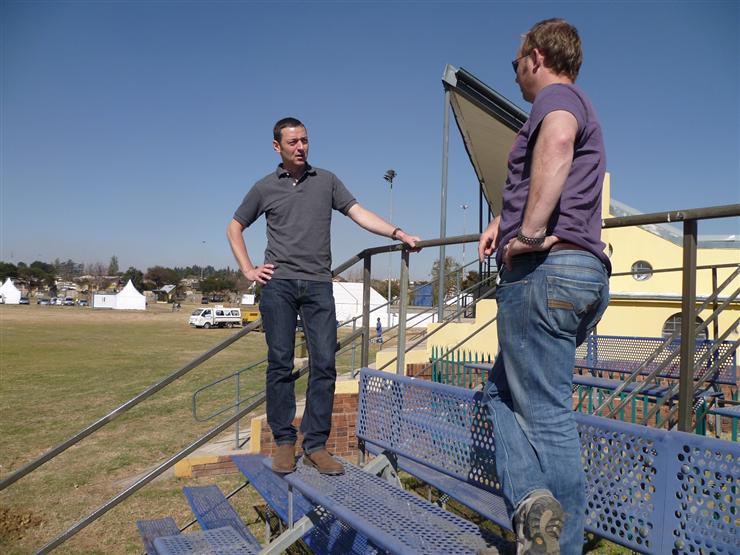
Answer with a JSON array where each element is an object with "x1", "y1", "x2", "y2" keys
[
  {"x1": 370, "y1": 279, "x2": 400, "y2": 303},
  {"x1": 120, "y1": 266, "x2": 144, "y2": 290},
  {"x1": 86, "y1": 262, "x2": 108, "y2": 292},
  {"x1": 200, "y1": 276, "x2": 236, "y2": 294},
  {"x1": 430, "y1": 256, "x2": 462, "y2": 303},
  {"x1": 461, "y1": 270, "x2": 481, "y2": 291},
  {"x1": 56, "y1": 258, "x2": 84, "y2": 280},
  {"x1": 30, "y1": 260, "x2": 56, "y2": 275},
  {"x1": 0, "y1": 261, "x2": 18, "y2": 281},
  {"x1": 18, "y1": 264, "x2": 54, "y2": 295},
  {"x1": 145, "y1": 266, "x2": 179, "y2": 288},
  {"x1": 108, "y1": 255, "x2": 120, "y2": 276}
]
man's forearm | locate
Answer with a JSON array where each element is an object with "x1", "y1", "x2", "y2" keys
[
  {"x1": 226, "y1": 219, "x2": 255, "y2": 275},
  {"x1": 347, "y1": 204, "x2": 398, "y2": 238}
]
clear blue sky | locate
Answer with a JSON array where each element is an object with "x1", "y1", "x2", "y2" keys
[{"x1": 2, "y1": 0, "x2": 738, "y2": 280}]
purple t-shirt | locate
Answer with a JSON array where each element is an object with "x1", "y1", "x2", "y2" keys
[{"x1": 496, "y1": 83, "x2": 610, "y2": 273}]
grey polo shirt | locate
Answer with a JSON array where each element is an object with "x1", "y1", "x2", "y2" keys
[{"x1": 233, "y1": 164, "x2": 357, "y2": 281}]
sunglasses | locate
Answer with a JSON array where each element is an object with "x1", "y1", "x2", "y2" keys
[{"x1": 511, "y1": 53, "x2": 529, "y2": 74}]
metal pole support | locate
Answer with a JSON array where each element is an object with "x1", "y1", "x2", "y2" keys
[
  {"x1": 361, "y1": 254, "x2": 371, "y2": 369},
  {"x1": 678, "y1": 219, "x2": 698, "y2": 431},
  {"x1": 396, "y1": 249, "x2": 410, "y2": 375}
]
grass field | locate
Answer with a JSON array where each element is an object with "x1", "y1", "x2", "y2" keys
[{"x1": 0, "y1": 302, "x2": 371, "y2": 554}]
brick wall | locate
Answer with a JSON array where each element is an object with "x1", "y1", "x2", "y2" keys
[
  {"x1": 258, "y1": 391, "x2": 359, "y2": 458},
  {"x1": 189, "y1": 456, "x2": 238, "y2": 478},
  {"x1": 407, "y1": 362, "x2": 433, "y2": 380}
]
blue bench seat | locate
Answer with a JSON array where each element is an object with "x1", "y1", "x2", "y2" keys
[
  {"x1": 270, "y1": 456, "x2": 510, "y2": 555},
  {"x1": 182, "y1": 485, "x2": 262, "y2": 551},
  {"x1": 364, "y1": 442, "x2": 510, "y2": 530},
  {"x1": 232, "y1": 453, "x2": 382, "y2": 554},
  {"x1": 136, "y1": 517, "x2": 258, "y2": 555}
]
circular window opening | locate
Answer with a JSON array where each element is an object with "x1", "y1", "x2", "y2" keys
[
  {"x1": 631, "y1": 260, "x2": 653, "y2": 281},
  {"x1": 662, "y1": 314, "x2": 708, "y2": 340},
  {"x1": 605, "y1": 243, "x2": 614, "y2": 259}
]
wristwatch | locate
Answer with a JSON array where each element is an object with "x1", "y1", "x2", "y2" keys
[
  {"x1": 516, "y1": 231, "x2": 546, "y2": 246},
  {"x1": 391, "y1": 227, "x2": 403, "y2": 240}
]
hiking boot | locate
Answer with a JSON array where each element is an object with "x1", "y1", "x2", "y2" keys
[
  {"x1": 272, "y1": 443, "x2": 297, "y2": 474},
  {"x1": 514, "y1": 490, "x2": 564, "y2": 554},
  {"x1": 302, "y1": 449, "x2": 345, "y2": 475}
]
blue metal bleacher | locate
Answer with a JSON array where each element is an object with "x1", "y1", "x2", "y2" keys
[
  {"x1": 354, "y1": 368, "x2": 739, "y2": 554},
  {"x1": 138, "y1": 365, "x2": 739, "y2": 554},
  {"x1": 231, "y1": 453, "x2": 383, "y2": 554}
]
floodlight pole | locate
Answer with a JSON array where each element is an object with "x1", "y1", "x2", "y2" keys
[{"x1": 383, "y1": 170, "x2": 396, "y2": 329}]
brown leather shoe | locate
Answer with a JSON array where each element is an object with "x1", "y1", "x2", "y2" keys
[
  {"x1": 272, "y1": 443, "x2": 297, "y2": 474},
  {"x1": 302, "y1": 449, "x2": 345, "y2": 475}
]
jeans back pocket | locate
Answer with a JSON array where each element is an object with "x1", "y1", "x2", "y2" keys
[{"x1": 545, "y1": 275, "x2": 603, "y2": 337}]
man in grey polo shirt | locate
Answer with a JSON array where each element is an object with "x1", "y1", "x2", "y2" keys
[{"x1": 227, "y1": 117, "x2": 420, "y2": 475}]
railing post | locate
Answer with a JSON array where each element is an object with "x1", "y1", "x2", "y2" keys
[
  {"x1": 396, "y1": 249, "x2": 410, "y2": 375},
  {"x1": 678, "y1": 219, "x2": 698, "y2": 431},
  {"x1": 712, "y1": 266, "x2": 718, "y2": 341},
  {"x1": 234, "y1": 372, "x2": 241, "y2": 449},
  {"x1": 361, "y1": 253, "x2": 371, "y2": 369}
]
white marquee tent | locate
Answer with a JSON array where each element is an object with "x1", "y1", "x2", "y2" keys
[
  {"x1": 115, "y1": 280, "x2": 146, "y2": 310},
  {"x1": 333, "y1": 282, "x2": 389, "y2": 327},
  {"x1": 0, "y1": 278, "x2": 22, "y2": 304}
]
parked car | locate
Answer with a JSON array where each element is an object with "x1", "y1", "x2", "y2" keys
[
  {"x1": 63, "y1": 297, "x2": 75, "y2": 306},
  {"x1": 78, "y1": 299, "x2": 89, "y2": 307},
  {"x1": 37, "y1": 298, "x2": 50, "y2": 305},
  {"x1": 189, "y1": 307, "x2": 242, "y2": 328},
  {"x1": 201, "y1": 296, "x2": 209, "y2": 304},
  {"x1": 19, "y1": 296, "x2": 30, "y2": 305}
]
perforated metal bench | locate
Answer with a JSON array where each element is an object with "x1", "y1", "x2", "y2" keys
[
  {"x1": 270, "y1": 455, "x2": 509, "y2": 554},
  {"x1": 136, "y1": 485, "x2": 262, "y2": 555},
  {"x1": 232, "y1": 453, "x2": 383, "y2": 554},
  {"x1": 705, "y1": 403, "x2": 740, "y2": 441},
  {"x1": 136, "y1": 519, "x2": 259, "y2": 555},
  {"x1": 357, "y1": 368, "x2": 739, "y2": 554},
  {"x1": 573, "y1": 334, "x2": 736, "y2": 389}
]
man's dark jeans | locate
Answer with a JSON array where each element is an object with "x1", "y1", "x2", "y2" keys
[{"x1": 259, "y1": 278, "x2": 337, "y2": 454}]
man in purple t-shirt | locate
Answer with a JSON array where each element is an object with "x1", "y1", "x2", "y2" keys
[{"x1": 477, "y1": 19, "x2": 610, "y2": 554}]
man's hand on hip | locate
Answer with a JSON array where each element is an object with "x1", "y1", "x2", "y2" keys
[
  {"x1": 244, "y1": 264, "x2": 275, "y2": 285},
  {"x1": 502, "y1": 235, "x2": 560, "y2": 268}
]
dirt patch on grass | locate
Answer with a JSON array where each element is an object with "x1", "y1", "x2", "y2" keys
[{"x1": 0, "y1": 506, "x2": 43, "y2": 542}]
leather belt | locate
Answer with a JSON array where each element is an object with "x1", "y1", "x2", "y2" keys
[{"x1": 550, "y1": 242, "x2": 589, "y2": 253}]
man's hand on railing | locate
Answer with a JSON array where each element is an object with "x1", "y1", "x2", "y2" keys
[{"x1": 396, "y1": 229, "x2": 422, "y2": 251}]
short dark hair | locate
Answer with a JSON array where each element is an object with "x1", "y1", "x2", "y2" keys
[
  {"x1": 521, "y1": 18, "x2": 582, "y2": 81},
  {"x1": 273, "y1": 117, "x2": 305, "y2": 141}
]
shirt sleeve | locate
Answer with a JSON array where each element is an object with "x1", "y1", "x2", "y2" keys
[
  {"x1": 233, "y1": 185, "x2": 263, "y2": 227},
  {"x1": 527, "y1": 84, "x2": 586, "y2": 146},
  {"x1": 331, "y1": 173, "x2": 358, "y2": 215}
]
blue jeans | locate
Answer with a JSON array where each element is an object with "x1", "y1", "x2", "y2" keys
[
  {"x1": 259, "y1": 279, "x2": 337, "y2": 454},
  {"x1": 482, "y1": 250, "x2": 609, "y2": 554}
]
